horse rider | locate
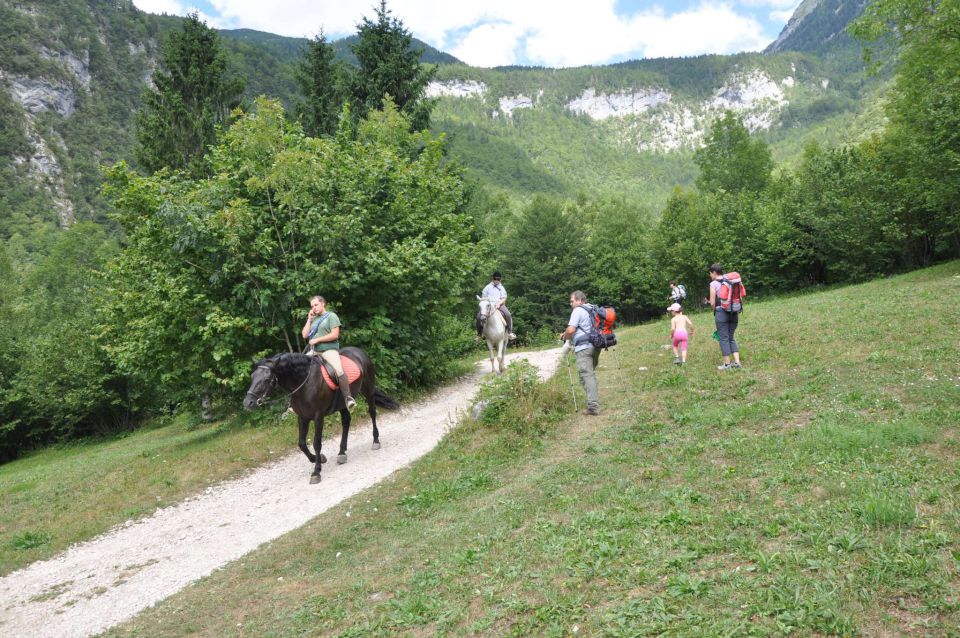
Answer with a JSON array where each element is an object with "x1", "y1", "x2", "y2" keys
[
  {"x1": 476, "y1": 271, "x2": 516, "y2": 341},
  {"x1": 302, "y1": 295, "x2": 356, "y2": 411}
]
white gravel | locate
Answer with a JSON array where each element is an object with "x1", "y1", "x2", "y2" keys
[{"x1": 0, "y1": 348, "x2": 563, "y2": 638}]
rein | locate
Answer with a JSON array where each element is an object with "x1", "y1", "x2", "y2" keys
[{"x1": 246, "y1": 363, "x2": 312, "y2": 407}]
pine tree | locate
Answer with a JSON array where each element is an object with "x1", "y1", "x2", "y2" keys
[
  {"x1": 350, "y1": 0, "x2": 434, "y2": 130},
  {"x1": 135, "y1": 13, "x2": 244, "y2": 176},
  {"x1": 295, "y1": 30, "x2": 349, "y2": 137}
]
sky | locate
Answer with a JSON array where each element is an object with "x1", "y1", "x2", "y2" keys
[{"x1": 130, "y1": 0, "x2": 802, "y2": 68}]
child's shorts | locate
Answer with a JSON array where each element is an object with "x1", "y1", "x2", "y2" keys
[{"x1": 673, "y1": 329, "x2": 688, "y2": 351}]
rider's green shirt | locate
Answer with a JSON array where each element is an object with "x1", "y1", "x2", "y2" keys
[{"x1": 309, "y1": 311, "x2": 342, "y2": 352}]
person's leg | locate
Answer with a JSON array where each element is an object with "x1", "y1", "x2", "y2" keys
[
  {"x1": 500, "y1": 305, "x2": 515, "y2": 338},
  {"x1": 715, "y1": 310, "x2": 732, "y2": 366},
  {"x1": 680, "y1": 338, "x2": 688, "y2": 363},
  {"x1": 575, "y1": 348, "x2": 600, "y2": 414},
  {"x1": 320, "y1": 350, "x2": 356, "y2": 410},
  {"x1": 728, "y1": 313, "x2": 741, "y2": 365}
]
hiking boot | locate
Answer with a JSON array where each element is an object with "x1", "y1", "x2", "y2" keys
[
  {"x1": 337, "y1": 374, "x2": 357, "y2": 412},
  {"x1": 673, "y1": 356, "x2": 681, "y2": 365},
  {"x1": 730, "y1": 362, "x2": 743, "y2": 369},
  {"x1": 509, "y1": 332, "x2": 517, "y2": 341},
  {"x1": 717, "y1": 363, "x2": 732, "y2": 370},
  {"x1": 582, "y1": 408, "x2": 600, "y2": 416}
]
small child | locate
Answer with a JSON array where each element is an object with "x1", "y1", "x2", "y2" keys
[{"x1": 668, "y1": 302, "x2": 694, "y2": 365}]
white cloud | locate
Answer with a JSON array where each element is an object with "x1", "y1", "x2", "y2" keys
[
  {"x1": 131, "y1": 0, "x2": 190, "y2": 15},
  {"x1": 133, "y1": 0, "x2": 780, "y2": 67},
  {"x1": 450, "y1": 22, "x2": 526, "y2": 68}
]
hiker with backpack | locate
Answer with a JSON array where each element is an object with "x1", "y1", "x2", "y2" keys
[
  {"x1": 708, "y1": 264, "x2": 745, "y2": 370},
  {"x1": 669, "y1": 281, "x2": 687, "y2": 305},
  {"x1": 560, "y1": 290, "x2": 601, "y2": 416}
]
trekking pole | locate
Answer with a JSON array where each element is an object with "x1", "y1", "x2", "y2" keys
[
  {"x1": 562, "y1": 343, "x2": 579, "y2": 411},
  {"x1": 609, "y1": 345, "x2": 627, "y2": 390}
]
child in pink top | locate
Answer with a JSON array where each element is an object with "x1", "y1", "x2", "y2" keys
[{"x1": 668, "y1": 302, "x2": 694, "y2": 365}]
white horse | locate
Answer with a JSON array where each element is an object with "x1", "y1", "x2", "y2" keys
[{"x1": 478, "y1": 296, "x2": 508, "y2": 374}]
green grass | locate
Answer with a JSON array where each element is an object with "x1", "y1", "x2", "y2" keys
[{"x1": 10, "y1": 263, "x2": 960, "y2": 636}]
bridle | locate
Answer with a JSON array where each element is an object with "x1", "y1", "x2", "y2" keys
[{"x1": 245, "y1": 363, "x2": 312, "y2": 407}]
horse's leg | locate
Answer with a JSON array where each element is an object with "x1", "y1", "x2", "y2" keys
[
  {"x1": 363, "y1": 377, "x2": 381, "y2": 450},
  {"x1": 336, "y1": 408, "x2": 350, "y2": 464},
  {"x1": 309, "y1": 414, "x2": 325, "y2": 484},
  {"x1": 498, "y1": 339, "x2": 506, "y2": 373},
  {"x1": 297, "y1": 415, "x2": 316, "y2": 464},
  {"x1": 486, "y1": 340, "x2": 496, "y2": 373}
]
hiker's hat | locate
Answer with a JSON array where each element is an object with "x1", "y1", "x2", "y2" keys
[{"x1": 667, "y1": 303, "x2": 682, "y2": 312}]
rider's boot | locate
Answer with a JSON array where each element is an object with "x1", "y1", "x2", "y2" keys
[{"x1": 338, "y1": 374, "x2": 357, "y2": 412}]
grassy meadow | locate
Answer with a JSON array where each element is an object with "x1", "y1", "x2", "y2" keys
[{"x1": 5, "y1": 262, "x2": 960, "y2": 636}]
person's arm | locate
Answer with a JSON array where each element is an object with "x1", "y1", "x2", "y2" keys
[
  {"x1": 708, "y1": 284, "x2": 717, "y2": 309},
  {"x1": 497, "y1": 287, "x2": 507, "y2": 308},
  {"x1": 302, "y1": 312, "x2": 315, "y2": 340},
  {"x1": 686, "y1": 317, "x2": 694, "y2": 334},
  {"x1": 310, "y1": 325, "x2": 340, "y2": 347}
]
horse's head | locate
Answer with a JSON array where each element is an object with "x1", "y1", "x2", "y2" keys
[
  {"x1": 243, "y1": 358, "x2": 278, "y2": 410},
  {"x1": 477, "y1": 296, "x2": 493, "y2": 320}
]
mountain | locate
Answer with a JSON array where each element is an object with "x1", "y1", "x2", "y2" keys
[
  {"x1": 765, "y1": 0, "x2": 870, "y2": 54},
  {"x1": 0, "y1": 0, "x2": 878, "y2": 241}
]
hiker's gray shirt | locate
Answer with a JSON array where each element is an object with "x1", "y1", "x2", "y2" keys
[{"x1": 569, "y1": 305, "x2": 593, "y2": 353}]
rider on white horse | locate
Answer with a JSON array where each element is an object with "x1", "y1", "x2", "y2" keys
[{"x1": 476, "y1": 271, "x2": 516, "y2": 341}]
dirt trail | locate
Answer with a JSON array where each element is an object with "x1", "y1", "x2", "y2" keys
[{"x1": 0, "y1": 348, "x2": 563, "y2": 638}]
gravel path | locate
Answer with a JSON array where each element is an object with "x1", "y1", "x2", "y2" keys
[{"x1": 0, "y1": 348, "x2": 563, "y2": 638}]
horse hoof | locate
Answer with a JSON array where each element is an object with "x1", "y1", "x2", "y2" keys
[
  {"x1": 337, "y1": 453, "x2": 348, "y2": 464},
  {"x1": 372, "y1": 442, "x2": 381, "y2": 450},
  {"x1": 309, "y1": 474, "x2": 321, "y2": 484},
  {"x1": 319, "y1": 453, "x2": 327, "y2": 464}
]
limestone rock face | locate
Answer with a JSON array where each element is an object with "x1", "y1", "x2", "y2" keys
[
  {"x1": 9, "y1": 77, "x2": 77, "y2": 116},
  {"x1": 425, "y1": 80, "x2": 486, "y2": 98},
  {"x1": 566, "y1": 88, "x2": 671, "y2": 120}
]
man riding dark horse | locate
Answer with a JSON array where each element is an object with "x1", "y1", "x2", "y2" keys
[
  {"x1": 476, "y1": 271, "x2": 516, "y2": 341},
  {"x1": 302, "y1": 295, "x2": 356, "y2": 411}
]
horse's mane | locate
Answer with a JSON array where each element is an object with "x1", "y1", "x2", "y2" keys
[{"x1": 257, "y1": 352, "x2": 315, "y2": 383}]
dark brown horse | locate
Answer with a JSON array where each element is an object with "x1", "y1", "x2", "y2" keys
[{"x1": 242, "y1": 347, "x2": 399, "y2": 483}]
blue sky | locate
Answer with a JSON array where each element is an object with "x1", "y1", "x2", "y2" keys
[{"x1": 132, "y1": 0, "x2": 801, "y2": 68}]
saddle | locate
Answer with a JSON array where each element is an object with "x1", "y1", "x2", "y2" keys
[
  {"x1": 482, "y1": 307, "x2": 508, "y2": 327},
  {"x1": 314, "y1": 353, "x2": 362, "y2": 390}
]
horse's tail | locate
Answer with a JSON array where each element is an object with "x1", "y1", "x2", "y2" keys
[{"x1": 373, "y1": 388, "x2": 400, "y2": 410}]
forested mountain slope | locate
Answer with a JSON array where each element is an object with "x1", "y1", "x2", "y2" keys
[{"x1": 0, "y1": 0, "x2": 881, "y2": 235}]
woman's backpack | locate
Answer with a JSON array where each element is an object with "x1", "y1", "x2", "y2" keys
[
  {"x1": 717, "y1": 272, "x2": 746, "y2": 313},
  {"x1": 671, "y1": 284, "x2": 686, "y2": 302}
]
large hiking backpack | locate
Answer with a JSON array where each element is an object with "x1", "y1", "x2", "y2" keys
[
  {"x1": 717, "y1": 272, "x2": 746, "y2": 313},
  {"x1": 671, "y1": 284, "x2": 687, "y2": 302},
  {"x1": 587, "y1": 305, "x2": 617, "y2": 349}
]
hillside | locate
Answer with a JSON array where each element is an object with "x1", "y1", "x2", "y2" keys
[
  {"x1": 3, "y1": 261, "x2": 958, "y2": 634},
  {"x1": 0, "y1": 0, "x2": 884, "y2": 235}
]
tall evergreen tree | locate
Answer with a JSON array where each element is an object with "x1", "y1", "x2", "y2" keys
[
  {"x1": 350, "y1": 0, "x2": 434, "y2": 130},
  {"x1": 295, "y1": 30, "x2": 349, "y2": 137},
  {"x1": 135, "y1": 13, "x2": 244, "y2": 176}
]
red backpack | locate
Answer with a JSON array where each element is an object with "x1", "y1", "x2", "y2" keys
[
  {"x1": 717, "y1": 272, "x2": 746, "y2": 313},
  {"x1": 586, "y1": 305, "x2": 617, "y2": 349}
]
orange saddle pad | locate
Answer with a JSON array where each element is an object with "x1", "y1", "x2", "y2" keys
[{"x1": 319, "y1": 355, "x2": 362, "y2": 390}]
